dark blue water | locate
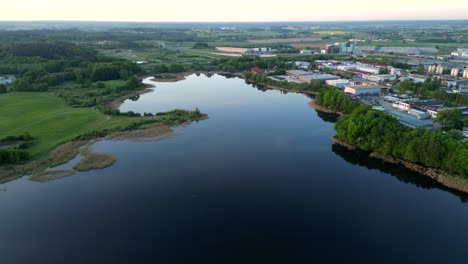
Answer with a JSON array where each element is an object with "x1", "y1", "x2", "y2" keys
[{"x1": 1, "y1": 74, "x2": 468, "y2": 264}]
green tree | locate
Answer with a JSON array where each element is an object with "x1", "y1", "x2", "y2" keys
[
  {"x1": 417, "y1": 64, "x2": 425, "y2": 75},
  {"x1": 435, "y1": 109, "x2": 463, "y2": 131},
  {"x1": 13, "y1": 78, "x2": 32, "y2": 91},
  {"x1": 0, "y1": 84, "x2": 7, "y2": 93},
  {"x1": 447, "y1": 129, "x2": 464, "y2": 140},
  {"x1": 379, "y1": 67, "x2": 389, "y2": 74},
  {"x1": 398, "y1": 80, "x2": 416, "y2": 94}
]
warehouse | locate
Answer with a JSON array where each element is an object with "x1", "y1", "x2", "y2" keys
[
  {"x1": 344, "y1": 85, "x2": 381, "y2": 95},
  {"x1": 299, "y1": 74, "x2": 340, "y2": 83}
]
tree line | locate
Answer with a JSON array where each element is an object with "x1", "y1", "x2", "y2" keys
[
  {"x1": 333, "y1": 106, "x2": 467, "y2": 176},
  {"x1": 314, "y1": 89, "x2": 361, "y2": 114}
]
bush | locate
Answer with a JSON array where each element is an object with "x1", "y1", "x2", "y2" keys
[{"x1": 0, "y1": 148, "x2": 30, "y2": 165}]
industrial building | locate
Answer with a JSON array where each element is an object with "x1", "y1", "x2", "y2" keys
[
  {"x1": 286, "y1": 70, "x2": 340, "y2": 83},
  {"x1": 215, "y1": 47, "x2": 248, "y2": 54},
  {"x1": 326, "y1": 79, "x2": 351, "y2": 89},
  {"x1": 403, "y1": 75, "x2": 428, "y2": 84},
  {"x1": 295, "y1": 61, "x2": 311, "y2": 69},
  {"x1": 287, "y1": 70, "x2": 310, "y2": 78},
  {"x1": 451, "y1": 48, "x2": 468, "y2": 58},
  {"x1": 300, "y1": 74, "x2": 340, "y2": 83},
  {"x1": 336, "y1": 65, "x2": 380, "y2": 75},
  {"x1": 408, "y1": 109, "x2": 430, "y2": 120},
  {"x1": 320, "y1": 42, "x2": 356, "y2": 55},
  {"x1": 392, "y1": 101, "x2": 411, "y2": 111},
  {"x1": 390, "y1": 68, "x2": 402, "y2": 76},
  {"x1": 363, "y1": 74, "x2": 396, "y2": 83},
  {"x1": 215, "y1": 47, "x2": 275, "y2": 55},
  {"x1": 344, "y1": 85, "x2": 381, "y2": 95},
  {"x1": 245, "y1": 47, "x2": 276, "y2": 54}
]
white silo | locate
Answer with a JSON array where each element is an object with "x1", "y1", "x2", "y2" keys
[
  {"x1": 451, "y1": 68, "x2": 459, "y2": 77},
  {"x1": 436, "y1": 65, "x2": 444, "y2": 75},
  {"x1": 463, "y1": 69, "x2": 468, "y2": 79}
]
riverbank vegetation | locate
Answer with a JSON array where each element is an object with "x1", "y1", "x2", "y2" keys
[
  {"x1": 314, "y1": 89, "x2": 360, "y2": 114},
  {"x1": 334, "y1": 106, "x2": 467, "y2": 176},
  {"x1": 73, "y1": 148, "x2": 116, "y2": 172},
  {"x1": 0, "y1": 107, "x2": 207, "y2": 182}
]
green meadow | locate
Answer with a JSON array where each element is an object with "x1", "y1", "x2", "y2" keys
[{"x1": 0, "y1": 92, "x2": 140, "y2": 159}]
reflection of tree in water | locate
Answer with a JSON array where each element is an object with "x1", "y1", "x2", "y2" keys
[
  {"x1": 248, "y1": 82, "x2": 268, "y2": 92},
  {"x1": 129, "y1": 95, "x2": 140, "y2": 101},
  {"x1": 315, "y1": 110, "x2": 339, "y2": 124},
  {"x1": 332, "y1": 144, "x2": 468, "y2": 203},
  {"x1": 218, "y1": 73, "x2": 237, "y2": 79}
]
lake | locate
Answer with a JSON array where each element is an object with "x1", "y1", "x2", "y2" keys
[{"x1": 1, "y1": 74, "x2": 468, "y2": 263}]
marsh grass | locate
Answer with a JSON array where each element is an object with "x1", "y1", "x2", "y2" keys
[
  {"x1": 73, "y1": 149, "x2": 116, "y2": 172},
  {"x1": 30, "y1": 170, "x2": 76, "y2": 182}
]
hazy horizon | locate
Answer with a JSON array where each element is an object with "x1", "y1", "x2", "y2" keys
[
  {"x1": 1, "y1": 19, "x2": 468, "y2": 23},
  {"x1": 2, "y1": 0, "x2": 468, "y2": 22}
]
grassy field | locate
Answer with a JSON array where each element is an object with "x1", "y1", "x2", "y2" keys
[{"x1": 0, "y1": 92, "x2": 140, "y2": 158}]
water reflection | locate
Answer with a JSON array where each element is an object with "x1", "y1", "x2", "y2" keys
[
  {"x1": 315, "y1": 110, "x2": 339, "y2": 124},
  {"x1": 332, "y1": 143, "x2": 468, "y2": 203}
]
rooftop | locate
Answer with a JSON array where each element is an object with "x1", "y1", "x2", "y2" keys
[{"x1": 347, "y1": 85, "x2": 381, "y2": 90}]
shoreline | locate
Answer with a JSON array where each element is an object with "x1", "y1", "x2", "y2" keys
[
  {"x1": 331, "y1": 136, "x2": 468, "y2": 194},
  {"x1": 110, "y1": 71, "x2": 242, "y2": 109},
  {"x1": 108, "y1": 87, "x2": 154, "y2": 109},
  {"x1": 247, "y1": 80, "x2": 319, "y2": 96},
  {"x1": 0, "y1": 113, "x2": 208, "y2": 184},
  {"x1": 150, "y1": 71, "x2": 242, "y2": 83},
  {"x1": 308, "y1": 100, "x2": 345, "y2": 115}
]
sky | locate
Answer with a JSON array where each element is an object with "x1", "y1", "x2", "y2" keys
[{"x1": 2, "y1": 0, "x2": 468, "y2": 22}]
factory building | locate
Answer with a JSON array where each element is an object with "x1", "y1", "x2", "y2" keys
[
  {"x1": 321, "y1": 44, "x2": 341, "y2": 54},
  {"x1": 344, "y1": 85, "x2": 381, "y2": 95},
  {"x1": 286, "y1": 70, "x2": 340, "y2": 83},
  {"x1": 451, "y1": 48, "x2": 468, "y2": 58},
  {"x1": 363, "y1": 74, "x2": 396, "y2": 83},
  {"x1": 295, "y1": 61, "x2": 311, "y2": 69},
  {"x1": 215, "y1": 47, "x2": 249, "y2": 54},
  {"x1": 320, "y1": 42, "x2": 357, "y2": 54},
  {"x1": 299, "y1": 74, "x2": 340, "y2": 83},
  {"x1": 326, "y1": 79, "x2": 351, "y2": 89},
  {"x1": 403, "y1": 75, "x2": 428, "y2": 84},
  {"x1": 392, "y1": 101, "x2": 411, "y2": 111},
  {"x1": 390, "y1": 68, "x2": 402, "y2": 76}
]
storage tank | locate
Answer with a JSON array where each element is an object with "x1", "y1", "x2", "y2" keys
[
  {"x1": 451, "y1": 68, "x2": 459, "y2": 77},
  {"x1": 464, "y1": 69, "x2": 468, "y2": 79},
  {"x1": 408, "y1": 109, "x2": 430, "y2": 120}
]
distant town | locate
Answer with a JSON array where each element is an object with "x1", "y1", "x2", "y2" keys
[{"x1": 212, "y1": 42, "x2": 468, "y2": 135}]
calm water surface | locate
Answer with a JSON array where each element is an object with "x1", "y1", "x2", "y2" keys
[{"x1": 1, "y1": 74, "x2": 468, "y2": 263}]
